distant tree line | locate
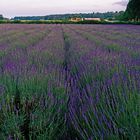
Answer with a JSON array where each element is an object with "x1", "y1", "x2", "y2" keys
[
  {"x1": 13, "y1": 11, "x2": 124, "y2": 21},
  {"x1": 124, "y1": 0, "x2": 140, "y2": 21}
]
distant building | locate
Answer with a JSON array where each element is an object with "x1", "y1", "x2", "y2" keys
[
  {"x1": 70, "y1": 18, "x2": 84, "y2": 22},
  {"x1": 84, "y1": 18, "x2": 101, "y2": 21},
  {"x1": 70, "y1": 17, "x2": 101, "y2": 22}
]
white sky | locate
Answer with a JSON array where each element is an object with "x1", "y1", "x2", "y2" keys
[{"x1": 0, "y1": 0, "x2": 128, "y2": 18}]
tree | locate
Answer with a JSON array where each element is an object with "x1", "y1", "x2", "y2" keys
[
  {"x1": 125, "y1": 0, "x2": 140, "y2": 21},
  {"x1": 0, "y1": 15, "x2": 3, "y2": 20},
  {"x1": 114, "y1": 11, "x2": 125, "y2": 20}
]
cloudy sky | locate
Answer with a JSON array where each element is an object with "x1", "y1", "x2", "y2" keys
[{"x1": 0, "y1": 0, "x2": 128, "y2": 18}]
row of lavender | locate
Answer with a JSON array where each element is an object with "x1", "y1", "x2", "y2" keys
[
  {"x1": 0, "y1": 24, "x2": 140, "y2": 139},
  {"x1": 62, "y1": 24, "x2": 140, "y2": 139},
  {"x1": 0, "y1": 24, "x2": 68, "y2": 139}
]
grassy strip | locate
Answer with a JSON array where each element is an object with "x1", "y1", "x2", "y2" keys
[{"x1": 0, "y1": 20, "x2": 140, "y2": 25}]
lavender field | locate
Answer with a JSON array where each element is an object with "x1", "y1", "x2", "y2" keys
[{"x1": 0, "y1": 24, "x2": 140, "y2": 140}]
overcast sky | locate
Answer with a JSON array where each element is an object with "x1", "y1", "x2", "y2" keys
[{"x1": 0, "y1": 0, "x2": 128, "y2": 18}]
